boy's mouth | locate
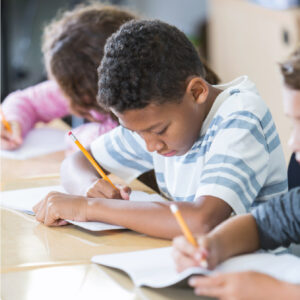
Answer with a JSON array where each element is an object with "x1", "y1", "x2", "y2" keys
[{"x1": 161, "y1": 150, "x2": 177, "y2": 157}]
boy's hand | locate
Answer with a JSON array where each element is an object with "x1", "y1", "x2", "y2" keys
[
  {"x1": 0, "y1": 120, "x2": 22, "y2": 150},
  {"x1": 172, "y1": 235, "x2": 220, "y2": 271},
  {"x1": 188, "y1": 271, "x2": 290, "y2": 300},
  {"x1": 33, "y1": 191, "x2": 88, "y2": 226},
  {"x1": 85, "y1": 179, "x2": 131, "y2": 200}
]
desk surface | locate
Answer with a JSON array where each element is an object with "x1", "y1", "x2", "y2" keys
[
  {"x1": 1, "y1": 207, "x2": 170, "y2": 273},
  {"x1": 0, "y1": 119, "x2": 69, "y2": 190},
  {"x1": 2, "y1": 263, "x2": 204, "y2": 300}
]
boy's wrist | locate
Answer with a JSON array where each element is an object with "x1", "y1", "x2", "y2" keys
[
  {"x1": 208, "y1": 231, "x2": 226, "y2": 265},
  {"x1": 86, "y1": 197, "x2": 103, "y2": 221}
]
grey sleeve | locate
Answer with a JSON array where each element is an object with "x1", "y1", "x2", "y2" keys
[{"x1": 251, "y1": 188, "x2": 300, "y2": 250}]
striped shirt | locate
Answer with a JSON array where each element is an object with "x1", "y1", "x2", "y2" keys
[{"x1": 91, "y1": 76, "x2": 287, "y2": 214}]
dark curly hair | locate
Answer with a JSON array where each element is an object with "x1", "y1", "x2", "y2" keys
[{"x1": 98, "y1": 20, "x2": 210, "y2": 113}]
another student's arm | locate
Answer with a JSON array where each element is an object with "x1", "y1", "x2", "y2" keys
[
  {"x1": 2, "y1": 81, "x2": 70, "y2": 138},
  {"x1": 188, "y1": 271, "x2": 300, "y2": 300},
  {"x1": 173, "y1": 189, "x2": 300, "y2": 271},
  {"x1": 172, "y1": 213, "x2": 260, "y2": 271},
  {"x1": 251, "y1": 187, "x2": 300, "y2": 250}
]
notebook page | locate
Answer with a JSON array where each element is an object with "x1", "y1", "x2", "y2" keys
[
  {"x1": 92, "y1": 247, "x2": 209, "y2": 288},
  {"x1": 0, "y1": 128, "x2": 67, "y2": 159},
  {"x1": 92, "y1": 247, "x2": 300, "y2": 288}
]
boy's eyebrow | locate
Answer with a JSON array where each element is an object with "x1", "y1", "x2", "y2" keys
[{"x1": 121, "y1": 122, "x2": 163, "y2": 133}]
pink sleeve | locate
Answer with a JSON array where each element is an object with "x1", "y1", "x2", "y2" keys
[{"x1": 2, "y1": 81, "x2": 70, "y2": 137}]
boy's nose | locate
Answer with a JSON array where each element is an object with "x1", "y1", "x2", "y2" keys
[{"x1": 144, "y1": 135, "x2": 165, "y2": 153}]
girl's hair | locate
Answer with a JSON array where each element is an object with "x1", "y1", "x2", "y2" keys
[
  {"x1": 280, "y1": 45, "x2": 300, "y2": 90},
  {"x1": 42, "y1": 3, "x2": 136, "y2": 112}
]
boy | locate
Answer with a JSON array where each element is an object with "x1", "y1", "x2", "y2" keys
[
  {"x1": 33, "y1": 20, "x2": 287, "y2": 239},
  {"x1": 172, "y1": 46, "x2": 300, "y2": 299}
]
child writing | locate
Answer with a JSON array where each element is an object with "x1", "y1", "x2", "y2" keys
[
  {"x1": 1, "y1": 4, "x2": 219, "y2": 153},
  {"x1": 172, "y1": 46, "x2": 300, "y2": 300},
  {"x1": 33, "y1": 20, "x2": 287, "y2": 240},
  {"x1": 0, "y1": 4, "x2": 132, "y2": 152}
]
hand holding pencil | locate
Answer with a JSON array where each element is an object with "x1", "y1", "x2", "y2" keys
[
  {"x1": 68, "y1": 131, "x2": 131, "y2": 200},
  {"x1": 0, "y1": 108, "x2": 23, "y2": 150},
  {"x1": 171, "y1": 204, "x2": 210, "y2": 271}
]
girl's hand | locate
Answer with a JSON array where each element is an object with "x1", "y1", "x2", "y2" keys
[
  {"x1": 189, "y1": 271, "x2": 294, "y2": 300},
  {"x1": 172, "y1": 235, "x2": 220, "y2": 271},
  {"x1": 85, "y1": 179, "x2": 131, "y2": 200},
  {"x1": 0, "y1": 120, "x2": 22, "y2": 150},
  {"x1": 33, "y1": 191, "x2": 88, "y2": 226}
]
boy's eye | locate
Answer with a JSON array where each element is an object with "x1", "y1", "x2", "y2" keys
[{"x1": 155, "y1": 126, "x2": 168, "y2": 136}]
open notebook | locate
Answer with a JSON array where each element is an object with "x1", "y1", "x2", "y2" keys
[
  {"x1": 92, "y1": 246, "x2": 300, "y2": 288},
  {"x1": 0, "y1": 127, "x2": 67, "y2": 159},
  {"x1": 0, "y1": 185, "x2": 165, "y2": 231}
]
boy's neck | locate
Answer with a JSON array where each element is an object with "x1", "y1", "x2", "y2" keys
[{"x1": 203, "y1": 85, "x2": 223, "y2": 120}]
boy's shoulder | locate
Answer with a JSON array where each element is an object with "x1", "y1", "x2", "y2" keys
[{"x1": 216, "y1": 76, "x2": 269, "y2": 122}]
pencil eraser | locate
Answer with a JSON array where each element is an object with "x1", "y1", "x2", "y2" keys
[
  {"x1": 68, "y1": 131, "x2": 72, "y2": 136},
  {"x1": 170, "y1": 204, "x2": 178, "y2": 213}
]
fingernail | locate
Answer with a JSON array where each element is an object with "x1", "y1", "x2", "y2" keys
[{"x1": 200, "y1": 259, "x2": 208, "y2": 269}]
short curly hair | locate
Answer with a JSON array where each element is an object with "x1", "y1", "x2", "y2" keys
[{"x1": 98, "y1": 20, "x2": 207, "y2": 113}]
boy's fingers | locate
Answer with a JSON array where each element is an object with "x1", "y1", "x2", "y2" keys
[
  {"x1": 120, "y1": 186, "x2": 131, "y2": 200},
  {"x1": 35, "y1": 201, "x2": 47, "y2": 223},
  {"x1": 87, "y1": 179, "x2": 122, "y2": 199}
]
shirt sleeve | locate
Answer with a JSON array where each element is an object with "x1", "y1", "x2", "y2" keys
[
  {"x1": 195, "y1": 108, "x2": 271, "y2": 214},
  {"x1": 251, "y1": 188, "x2": 300, "y2": 250},
  {"x1": 90, "y1": 126, "x2": 154, "y2": 183},
  {"x1": 2, "y1": 81, "x2": 69, "y2": 137}
]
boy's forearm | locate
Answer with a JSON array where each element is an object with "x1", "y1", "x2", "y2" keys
[
  {"x1": 209, "y1": 214, "x2": 260, "y2": 263},
  {"x1": 282, "y1": 282, "x2": 300, "y2": 300},
  {"x1": 86, "y1": 195, "x2": 232, "y2": 239},
  {"x1": 60, "y1": 150, "x2": 100, "y2": 195}
]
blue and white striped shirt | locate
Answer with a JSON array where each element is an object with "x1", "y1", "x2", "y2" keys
[{"x1": 91, "y1": 76, "x2": 287, "y2": 214}]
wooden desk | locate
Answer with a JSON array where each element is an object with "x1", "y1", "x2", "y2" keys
[
  {"x1": 1, "y1": 119, "x2": 69, "y2": 191},
  {"x1": 2, "y1": 264, "x2": 203, "y2": 300}
]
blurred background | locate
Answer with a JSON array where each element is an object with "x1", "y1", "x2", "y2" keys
[{"x1": 1, "y1": 0, "x2": 300, "y2": 160}]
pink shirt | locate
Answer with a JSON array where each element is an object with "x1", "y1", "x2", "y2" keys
[{"x1": 2, "y1": 80, "x2": 118, "y2": 150}]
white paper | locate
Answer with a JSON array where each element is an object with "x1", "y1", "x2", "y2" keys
[
  {"x1": 0, "y1": 185, "x2": 165, "y2": 231},
  {"x1": 0, "y1": 128, "x2": 67, "y2": 159},
  {"x1": 92, "y1": 247, "x2": 300, "y2": 288}
]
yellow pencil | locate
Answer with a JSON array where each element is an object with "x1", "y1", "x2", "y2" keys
[
  {"x1": 68, "y1": 131, "x2": 118, "y2": 190},
  {"x1": 170, "y1": 204, "x2": 208, "y2": 267},
  {"x1": 0, "y1": 108, "x2": 12, "y2": 134},
  {"x1": 170, "y1": 204, "x2": 197, "y2": 246}
]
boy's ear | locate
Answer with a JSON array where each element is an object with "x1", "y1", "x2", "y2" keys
[{"x1": 186, "y1": 77, "x2": 209, "y2": 104}]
